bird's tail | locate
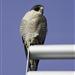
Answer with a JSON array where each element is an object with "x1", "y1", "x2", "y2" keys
[
  {"x1": 28, "y1": 59, "x2": 39, "y2": 71},
  {"x1": 22, "y1": 37, "x2": 39, "y2": 71}
]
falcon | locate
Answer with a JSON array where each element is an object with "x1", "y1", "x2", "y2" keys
[{"x1": 20, "y1": 5, "x2": 47, "y2": 71}]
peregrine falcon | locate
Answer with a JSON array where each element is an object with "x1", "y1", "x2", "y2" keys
[{"x1": 20, "y1": 5, "x2": 47, "y2": 71}]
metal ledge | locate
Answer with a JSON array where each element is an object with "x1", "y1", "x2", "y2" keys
[
  {"x1": 27, "y1": 71, "x2": 75, "y2": 75},
  {"x1": 29, "y1": 45, "x2": 75, "y2": 59}
]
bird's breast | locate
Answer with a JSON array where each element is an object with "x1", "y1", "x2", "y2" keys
[
  {"x1": 25, "y1": 19, "x2": 38, "y2": 33},
  {"x1": 24, "y1": 19, "x2": 40, "y2": 33},
  {"x1": 22, "y1": 10, "x2": 42, "y2": 34},
  {"x1": 23, "y1": 10, "x2": 41, "y2": 21}
]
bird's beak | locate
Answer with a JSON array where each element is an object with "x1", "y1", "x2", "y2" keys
[
  {"x1": 40, "y1": 7, "x2": 44, "y2": 10},
  {"x1": 40, "y1": 7, "x2": 44, "y2": 14}
]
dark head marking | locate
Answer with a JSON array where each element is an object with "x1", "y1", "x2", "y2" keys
[{"x1": 31, "y1": 5, "x2": 44, "y2": 11}]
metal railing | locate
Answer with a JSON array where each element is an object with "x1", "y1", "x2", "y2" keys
[{"x1": 26, "y1": 44, "x2": 75, "y2": 75}]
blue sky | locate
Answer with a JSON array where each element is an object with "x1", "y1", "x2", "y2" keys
[{"x1": 1, "y1": 0, "x2": 75, "y2": 75}]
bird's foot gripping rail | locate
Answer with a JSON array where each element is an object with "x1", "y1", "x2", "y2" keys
[{"x1": 26, "y1": 44, "x2": 75, "y2": 75}]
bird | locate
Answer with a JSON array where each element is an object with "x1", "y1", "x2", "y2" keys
[{"x1": 20, "y1": 5, "x2": 47, "y2": 71}]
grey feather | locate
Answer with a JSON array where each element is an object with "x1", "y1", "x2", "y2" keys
[{"x1": 20, "y1": 5, "x2": 47, "y2": 71}]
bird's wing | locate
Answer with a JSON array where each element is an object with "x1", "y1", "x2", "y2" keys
[
  {"x1": 28, "y1": 16, "x2": 47, "y2": 71},
  {"x1": 36, "y1": 16, "x2": 47, "y2": 44},
  {"x1": 20, "y1": 19, "x2": 28, "y2": 57}
]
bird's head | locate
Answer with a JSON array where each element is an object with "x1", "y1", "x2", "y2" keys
[{"x1": 31, "y1": 5, "x2": 44, "y2": 14}]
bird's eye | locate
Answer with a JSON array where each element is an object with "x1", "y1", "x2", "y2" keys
[{"x1": 34, "y1": 7, "x2": 40, "y2": 11}]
